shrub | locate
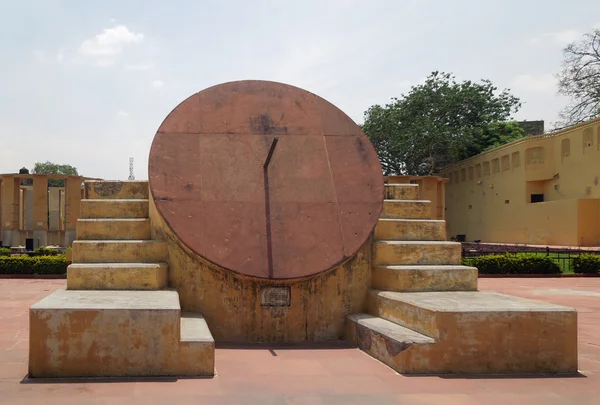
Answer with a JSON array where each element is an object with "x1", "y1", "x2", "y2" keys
[
  {"x1": 34, "y1": 246, "x2": 59, "y2": 256},
  {"x1": 572, "y1": 254, "x2": 600, "y2": 274},
  {"x1": 0, "y1": 255, "x2": 68, "y2": 275},
  {"x1": 0, "y1": 247, "x2": 11, "y2": 256},
  {"x1": 463, "y1": 253, "x2": 561, "y2": 275}
]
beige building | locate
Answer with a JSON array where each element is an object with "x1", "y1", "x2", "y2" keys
[
  {"x1": 0, "y1": 173, "x2": 93, "y2": 248},
  {"x1": 440, "y1": 117, "x2": 600, "y2": 247}
]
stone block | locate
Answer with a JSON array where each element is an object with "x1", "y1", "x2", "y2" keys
[
  {"x1": 72, "y1": 240, "x2": 167, "y2": 263},
  {"x1": 371, "y1": 265, "x2": 478, "y2": 292},
  {"x1": 80, "y1": 199, "x2": 149, "y2": 219},
  {"x1": 372, "y1": 241, "x2": 461, "y2": 266},
  {"x1": 381, "y1": 200, "x2": 430, "y2": 219},
  {"x1": 67, "y1": 263, "x2": 168, "y2": 290},
  {"x1": 362, "y1": 290, "x2": 578, "y2": 374},
  {"x1": 29, "y1": 289, "x2": 215, "y2": 377},
  {"x1": 84, "y1": 181, "x2": 149, "y2": 200},
  {"x1": 374, "y1": 218, "x2": 445, "y2": 241},
  {"x1": 384, "y1": 184, "x2": 419, "y2": 200},
  {"x1": 76, "y1": 219, "x2": 151, "y2": 240}
]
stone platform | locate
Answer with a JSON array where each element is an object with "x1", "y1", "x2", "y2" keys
[
  {"x1": 29, "y1": 289, "x2": 214, "y2": 378},
  {"x1": 4, "y1": 279, "x2": 599, "y2": 404},
  {"x1": 28, "y1": 180, "x2": 215, "y2": 378},
  {"x1": 345, "y1": 181, "x2": 578, "y2": 375},
  {"x1": 347, "y1": 291, "x2": 577, "y2": 374}
]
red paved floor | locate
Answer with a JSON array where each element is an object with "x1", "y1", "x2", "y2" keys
[{"x1": 1, "y1": 278, "x2": 599, "y2": 404}]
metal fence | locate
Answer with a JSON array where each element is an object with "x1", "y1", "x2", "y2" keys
[{"x1": 461, "y1": 245, "x2": 600, "y2": 273}]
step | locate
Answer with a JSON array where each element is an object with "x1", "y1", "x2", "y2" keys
[
  {"x1": 84, "y1": 180, "x2": 149, "y2": 200},
  {"x1": 76, "y1": 219, "x2": 151, "y2": 240},
  {"x1": 29, "y1": 289, "x2": 215, "y2": 377},
  {"x1": 384, "y1": 184, "x2": 419, "y2": 200},
  {"x1": 345, "y1": 313, "x2": 435, "y2": 373},
  {"x1": 364, "y1": 290, "x2": 578, "y2": 373},
  {"x1": 72, "y1": 240, "x2": 167, "y2": 263},
  {"x1": 372, "y1": 241, "x2": 461, "y2": 266},
  {"x1": 80, "y1": 199, "x2": 149, "y2": 219},
  {"x1": 178, "y1": 313, "x2": 215, "y2": 376},
  {"x1": 67, "y1": 263, "x2": 168, "y2": 290},
  {"x1": 371, "y1": 265, "x2": 478, "y2": 292},
  {"x1": 374, "y1": 218, "x2": 445, "y2": 241},
  {"x1": 381, "y1": 200, "x2": 430, "y2": 219}
]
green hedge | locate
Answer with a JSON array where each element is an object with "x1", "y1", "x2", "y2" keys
[
  {"x1": 573, "y1": 254, "x2": 600, "y2": 274},
  {"x1": 0, "y1": 247, "x2": 11, "y2": 256},
  {"x1": 33, "y1": 247, "x2": 61, "y2": 256},
  {"x1": 0, "y1": 255, "x2": 68, "y2": 275},
  {"x1": 462, "y1": 254, "x2": 561, "y2": 275}
]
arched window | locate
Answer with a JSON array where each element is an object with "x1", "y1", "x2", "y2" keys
[
  {"x1": 583, "y1": 128, "x2": 593, "y2": 153},
  {"x1": 526, "y1": 147, "x2": 544, "y2": 165},
  {"x1": 511, "y1": 152, "x2": 520, "y2": 168},
  {"x1": 561, "y1": 138, "x2": 570, "y2": 162}
]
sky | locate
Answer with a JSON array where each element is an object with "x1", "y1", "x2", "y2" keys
[{"x1": 0, "y1": 0, "x2": 599, "y2": 180}]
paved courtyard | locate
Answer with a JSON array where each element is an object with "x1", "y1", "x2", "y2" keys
[{"x1": 1, "y1": 278, "x2": 599, "y2": 404}]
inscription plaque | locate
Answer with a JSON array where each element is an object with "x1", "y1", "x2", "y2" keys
[{"x1": 261, "y1": 287, "x2": 291, "y2": 307}]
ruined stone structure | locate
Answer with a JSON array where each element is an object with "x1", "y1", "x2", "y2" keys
[{"x1": 28, "y1": 81, "x2": 578, "y2": 378}]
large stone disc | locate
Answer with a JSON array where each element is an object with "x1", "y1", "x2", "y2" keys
[{"x1": 149, "y1": 80, "x2": 383, "y2": 279}]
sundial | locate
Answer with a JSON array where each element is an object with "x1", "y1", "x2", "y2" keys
[{"x1": 149, "y1": 80, "x2": 384, "y2": 279}]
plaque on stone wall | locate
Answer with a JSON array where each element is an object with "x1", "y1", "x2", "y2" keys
[{"x1": 261, "y1": 287, "x2": 291, "y2": 307}]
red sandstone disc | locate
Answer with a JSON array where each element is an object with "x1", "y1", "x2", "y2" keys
[{"x1": 149, "y1": 80, "x2": 384, "y2": 279}]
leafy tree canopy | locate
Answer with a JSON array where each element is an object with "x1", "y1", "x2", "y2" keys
[
  {"x1": 32, "y1": 161, "x2": 78, "y2": 187},
  {"x1": 557, "y1": 29, "x2": 600, "y2": 126},
  {"x1": 361, "y1": 71, "x2": 522, "y2": 175}
]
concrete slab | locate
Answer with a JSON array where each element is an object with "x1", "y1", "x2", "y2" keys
[
  {"x1": 30, "y1": 288, "x2": 180, "y2": 310},
  {"x1": 375, "y1": 218, "x2": 446, "y2": 241},
  {"x1": 384, "y1": 184, "x2": 419, "y2": 200},
  {"x1": 365, "y1": 289, "x2": 578, "y2": 373},
  {"x1": 373, "y1": 241, "x2": 461, "y2": 266},
  {"x1": 72, "y1": 240, "x2": 167, "y2": 263},
  {"x1": 76, "y1": 218, "x2": 151, "y2": 240},
  {"x1": 347, "y1": 314, "x2": 434, "y2": 344},
  {"x1": 382, "y1": 200, "x2": 431, "y2": 219},
  {"x1": 376, "y1": 290, "x2": 577, "y2": 313},
  {"x1": 80, "y1": 199, "x2": 149, "y2": 219},
  {"x1": 371, "y1": 265, "x2": 478, "y2": 292},
  {"x1": 67, "y1": 263, "x2": 168, "y2": 290},
  {"x1": 181, "y1": 312, "x2": 214, "y2": 343},
  {"x1": 84, "y1": 181, "x2": 149, "y2": 200}
]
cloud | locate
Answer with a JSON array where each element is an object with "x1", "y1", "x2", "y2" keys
[
  {"x1": 116, "y1": 110, "x2": 130, "y2": 118},
  {"x1": 151, "y1": 80, "x2": 164, "y2": 89},
  {"x1": 32, "y1": 50, "x2": 45, "y2": 60},
  {"x1": 125, "y1": 63, "x2": 153, "y2": 71},
  {"x1": 56, "y1": 50, "x2": 65, "y2": 62},
  {"x1": 79, "y1": 25, "x2": 144, "y2": 66},
  {"x1": 527, "y1": 29, "x2": 580, "y2": 46},
  {"x1": 511, "y1": 74, "x2": 557, "y2": 93}
]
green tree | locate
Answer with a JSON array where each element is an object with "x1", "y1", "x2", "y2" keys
[
  {"x1": 361, "y1": 71, "x2": 521, "y2": 175},
  {"x1": 32, "y1": 161, "x2": 79, "y2": 187},
  {"x1": 557, "y1": 29, "x2": 600, "y2": 126},
  {"x1": 466, "y1": 121, "x2": 527, "y2": 156}
]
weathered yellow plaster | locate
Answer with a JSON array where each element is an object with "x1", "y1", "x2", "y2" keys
[{"x1": 149, "y1": 197, "x2": 372, "y2": 343}]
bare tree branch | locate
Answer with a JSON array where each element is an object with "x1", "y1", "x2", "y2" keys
[{"x1": 557, "y1": 29, "x2": 600, "y2": 125}]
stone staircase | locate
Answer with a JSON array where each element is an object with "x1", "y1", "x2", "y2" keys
[
  {"x1": 28, "y1": 181, "x2": 215, "y2": 378},
  {"x1": 346, "y1": 183, "x2": 578, "y2": 374}
]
